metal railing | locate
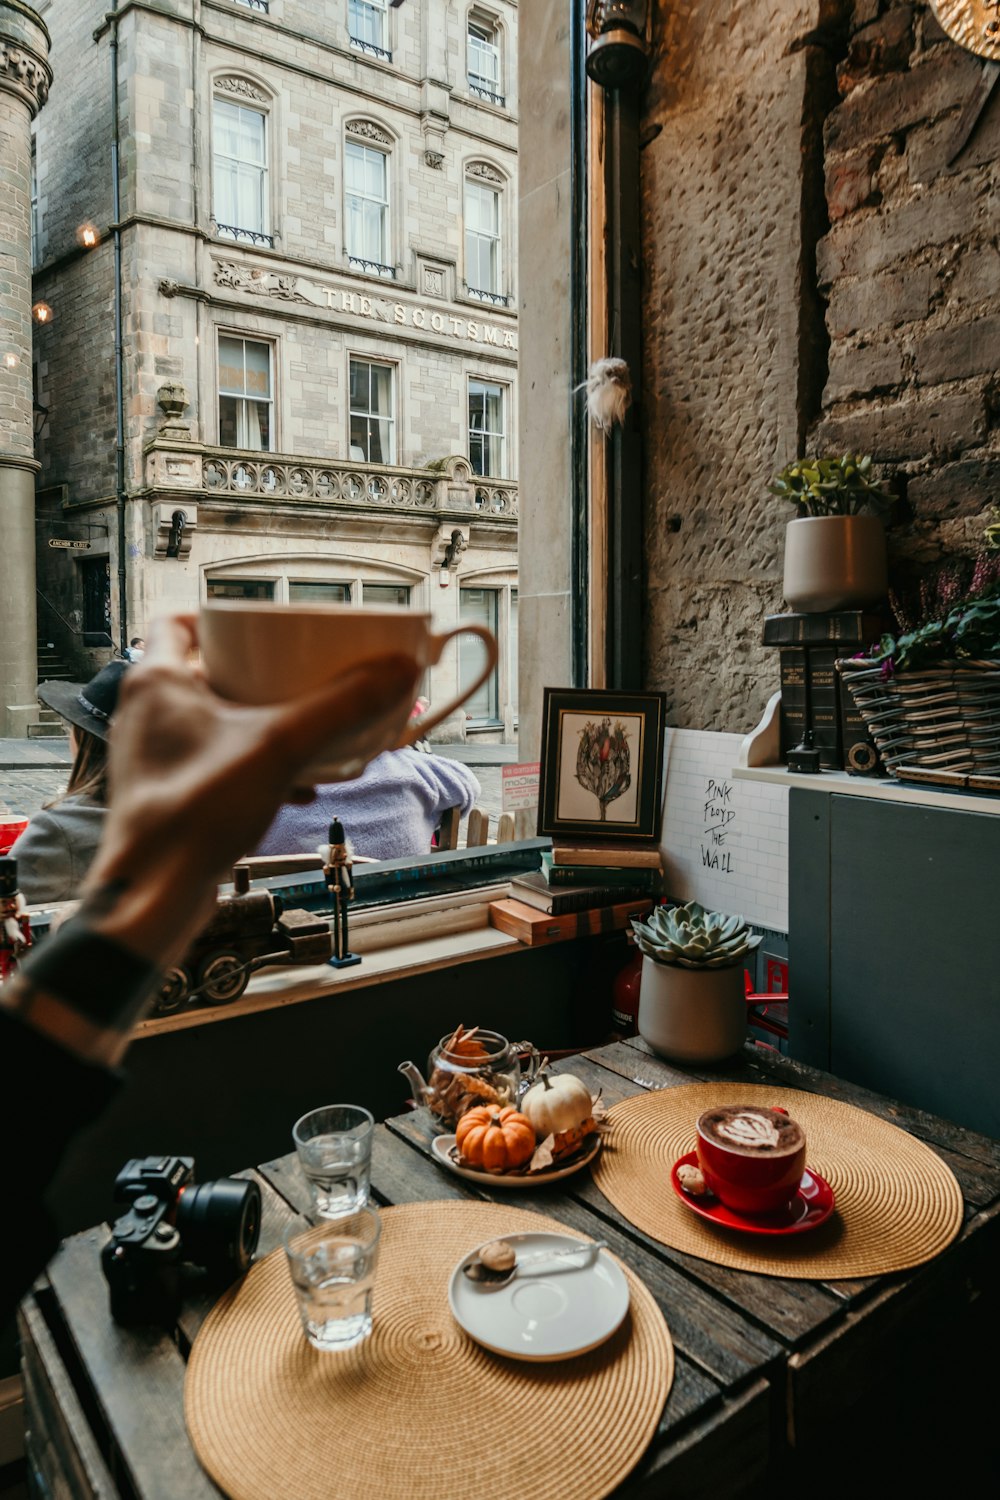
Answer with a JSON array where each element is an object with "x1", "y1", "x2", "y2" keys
[
  {"x1": 349, "y1": 36, "x2": 392, "y2": 62},
  {"x1": 233, "y1": 0, "x2": 269, "y2": 11},
  {"x1": 348, "y1": 256, "x2": 396, "y2": 280},
  {"x1": 469, "y1": 81, "x2": 506, "y2": 108},
  {"x1": 465, "y1": 285, "x2": 510, "y2": 307},
  {"x1": 213, "y1": 223, "x2": 275, "y2": 249}
]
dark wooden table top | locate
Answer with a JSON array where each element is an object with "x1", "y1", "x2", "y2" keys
[{"x1": 20, "y1": 1036, "x2": 1000, "y2": 1499}]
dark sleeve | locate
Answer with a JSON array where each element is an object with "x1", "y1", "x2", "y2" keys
[{"x1": 2, "y1": 1011, "x2": 121, "y2": 1318}]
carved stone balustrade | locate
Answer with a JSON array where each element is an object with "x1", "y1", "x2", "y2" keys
[{"x1": 143, "y1": 443, "x2": 518, "y2": 521}]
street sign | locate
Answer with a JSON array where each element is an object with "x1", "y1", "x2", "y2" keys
[
  {"x1": 502, "y1": 761, "x2": 540, "y2": 812},
  {"x1": 48, "y1": 538, "x2": 91, "y2": 551}
]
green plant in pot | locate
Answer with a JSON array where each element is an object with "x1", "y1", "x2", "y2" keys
[
  {"x1": 772, "y1": 454, "x2": 891, "y2": 613},
  {"x1": 631, "y1": 902, "x2": 762, "y2": 1064}
]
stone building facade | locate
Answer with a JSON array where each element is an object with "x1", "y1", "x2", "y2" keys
[
  {"x1": 640, "y1": 0, "x2": 1000, "y2": 734},
  {"x1": 32, "y1": 0, "x2": 519, "y2": 739},
  {"x1": 0, "y1": 2, "x2": 50, "y2": 736}
]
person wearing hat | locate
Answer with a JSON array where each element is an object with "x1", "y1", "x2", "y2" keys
[{"x1": 12, "y1": 660, "x2": 128, "y2": 905}]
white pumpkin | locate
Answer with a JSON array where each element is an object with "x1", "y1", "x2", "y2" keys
[{"x1": 521, "y1": 1072, "x2": 593, "y2": 1139}]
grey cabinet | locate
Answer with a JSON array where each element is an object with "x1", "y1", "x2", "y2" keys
[{"x1": 789, "y1": 787, "x2": 1000, "y2": 1139}]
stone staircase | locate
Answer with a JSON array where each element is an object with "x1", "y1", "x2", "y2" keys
[{"x1": 28, "y1": 641, "x2": 73, "y2": 739}]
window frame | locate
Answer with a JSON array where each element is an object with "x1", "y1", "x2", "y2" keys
[
  {"x1": 217, "y1": 333, "x2": 277, "y2": 453},
  {"x1": 344, "y1": 133, "x2": 395, "y2": 279},
  {"x1": 459, "y1": 584, "x2": 502, "y2": 725},
  {"x1": 348, "y1": 355, "x2": 397, "y2": 466},
  {"x1": 467, "y1": 13, "x2": 505, "y2": 108},
  {"x1": 468, "y1": 376, "x2": 508, "y2": 480},
  {"x1": 211, "y1": 92, "x2": 273, "y2": 247},
  {"x1": 348, "y1": 0, "x2": 392, "y2": 62},
  {"x1": 464, "y1": 175, "x2": 503, "y2": 302}
]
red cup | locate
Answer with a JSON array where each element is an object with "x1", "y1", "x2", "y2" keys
[
  {"x1": 695, "y1": 1105, "x2": 807, "y2": 1215},
  {"x1": 0, "y1": 817, "x2": 28, "y2": 855}
]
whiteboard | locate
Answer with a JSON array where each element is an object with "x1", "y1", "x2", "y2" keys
[{"x1": 658, "y1": 728, "x2": 789, "y2": 933}]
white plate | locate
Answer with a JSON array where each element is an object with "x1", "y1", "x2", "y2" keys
[
  {"x1": 431, "y1": 1132, "x2": 601, "y2": 1187},
  {"x1": 448, "y1": 1232, "x2": 630, "y2": 1361}
]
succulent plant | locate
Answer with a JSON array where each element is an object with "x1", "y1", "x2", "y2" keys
[
  {"x1": 770, "y1": 453, "x2": 892, "y2": 518},
  {"x1": 631, "y1": 901, "x2": 762, "y2": 970}
]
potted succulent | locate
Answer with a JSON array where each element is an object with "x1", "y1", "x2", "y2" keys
[
  {"x1": 631, "y1": 902, "x2": 762, "y2": 1064},
  {"x1": 771, "y1": 453, "x2": 891, "y2": 613}
]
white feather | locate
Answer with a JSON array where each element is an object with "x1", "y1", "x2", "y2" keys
[{"x1": 584, "y1": 357, "x2": 632, "y2": 432}]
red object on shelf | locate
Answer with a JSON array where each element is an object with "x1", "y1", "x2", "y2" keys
[
  {"x1": 0, "y1": 818, "x2": 28, "y2": 855},
  {"x1": 744, "y1": 969, "x2": 789, "y2": 1041},
  {"x1": 611, "y1": 943, "x2": 642, "y2": 1038}
]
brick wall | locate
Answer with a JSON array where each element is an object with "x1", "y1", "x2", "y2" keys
[{"x1": 641, "y1": 0, "x2": 1000, "y2": 731}]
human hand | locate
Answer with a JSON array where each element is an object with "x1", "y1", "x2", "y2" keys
[{"x1": 81, "y1": 615, "x2": 420, "y2": 967}]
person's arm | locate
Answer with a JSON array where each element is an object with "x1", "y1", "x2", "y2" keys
[
  {"x1": 417, "y1": 753, "x2": 482, "y2": 820},
  {"x1": 2, "y1": 616, "x2": 420, "y2": 1309}
]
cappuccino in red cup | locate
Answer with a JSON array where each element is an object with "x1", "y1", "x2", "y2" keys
[{"x1": 695, "y1": 1105, "x2": 806, "y2": 1215}]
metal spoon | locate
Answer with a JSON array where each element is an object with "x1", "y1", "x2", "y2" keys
[{"x1": 462, "y1": 1238, "x2": 608, "y2": 1290}]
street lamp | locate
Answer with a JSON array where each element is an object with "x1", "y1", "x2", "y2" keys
[
  {"x1": 585, "y1": 0, "x2": 651, "y2": 90},
  {"x1": 31, "y1": 300, "x2": 53, "y2": 325},
  {"x1": 33, "y1": 400, "x2": 49, "y2": 438}
]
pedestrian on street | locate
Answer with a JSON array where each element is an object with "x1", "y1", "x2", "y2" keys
[{"x1": 123, "y1": 637, "x2": 145, "y2": 662}]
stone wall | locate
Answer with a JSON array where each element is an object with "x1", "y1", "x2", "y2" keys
[{"x1": 640, "y1": 0, "x2": 1000, "y2": 732}]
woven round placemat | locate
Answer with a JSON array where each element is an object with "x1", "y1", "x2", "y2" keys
[
  {"x1": 185, "y1": 1200, "x2": 674, "y2": 1500},
  {"x1": 591, "y1": 1084, "x2": 963, "y2": 1279}
]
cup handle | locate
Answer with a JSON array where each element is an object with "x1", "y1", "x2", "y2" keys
[{"x1": 396, "y1": 624, "x2": 499, "y2": 746}]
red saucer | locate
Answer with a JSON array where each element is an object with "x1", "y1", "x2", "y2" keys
[{"x1": 670, "y1": 1151, "x2": 835, "y2": 1235}]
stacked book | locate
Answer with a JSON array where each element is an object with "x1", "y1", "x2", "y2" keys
[
  {"x1": 488, "y1": 843, "x2": 661, "y2": 945},
  {"x1": 764, "y1": 611, "x2": 888, "y2": 775}
]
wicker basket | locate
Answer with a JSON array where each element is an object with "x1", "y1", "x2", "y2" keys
[{"x1": 837, "y1": 658, "x2": 1000, "y2": 776}]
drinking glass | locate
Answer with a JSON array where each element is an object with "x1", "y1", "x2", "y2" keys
[
  {"x1": 283, "y1": 1207, "x2": 381, "y2": 1351},
  {"x1": 292, "y1": 1104, "x2": 374, "y2": 1218}
]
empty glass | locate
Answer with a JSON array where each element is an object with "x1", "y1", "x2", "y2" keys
[
  {"x1": 292, "y1": 1104, "x2": 374, "y2": 1219},
  {"x1": 283, "y1": 1207, "x2": 381, "y2": 1351}
]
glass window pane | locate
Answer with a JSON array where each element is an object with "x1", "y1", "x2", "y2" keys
[
  {"x1": 206, "y1": 578, "x2": 275, "y2": 600},
  {"x1": 460, "y1": 588, "x2": 499, "y2": 720},
  {"x1": 510, "y1": 588, "x2": 518, "y2": 710},
  {"x1": 370, "y1": 363, "x2": 392, "y2": 414},
  {"x1": 219, "y1": 394, "x2": 239, "y2": 447},
  {"x1": 244, "y1": 341, "x2": 271, "y2": 397},
  {"x1": 214, "y1": 100, "x2": 241, "y2": 156},
  {"x1": 289, "y1": 581, "x2": 352, "y2": 603},
  {"x1": 363, "y1": 583, "x2": 410, "y2": 607},
  {"x1": 219, "y1": 337, "x2": 245, "y2": 395},
  {"x1": 345, "y1": 142, "x2": 364, "y2": 192}
]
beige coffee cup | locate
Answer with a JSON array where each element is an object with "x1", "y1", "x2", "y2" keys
[{"x1": 199, "y1": 601, "x2": 498, "y2": 780}]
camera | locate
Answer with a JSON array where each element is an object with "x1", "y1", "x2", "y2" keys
[{"x1": 101, "y1": 1156, "x2": 261, "y2": 1326}]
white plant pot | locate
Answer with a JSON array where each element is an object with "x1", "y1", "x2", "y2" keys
[
  {"x1": 783, "y1": 514, "x2": 887, "y2": 613},
  {"x1": 637, "y1": 956, "x2": 747, "y2": 1064}
]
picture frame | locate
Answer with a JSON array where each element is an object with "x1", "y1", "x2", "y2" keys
[{"x1": 537, "y1": 688, "x2": 667, "y2": 843}]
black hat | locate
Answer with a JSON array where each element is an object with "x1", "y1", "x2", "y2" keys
[{"x1": 37, "y1": 659, "x2": 129, "y2": 743}]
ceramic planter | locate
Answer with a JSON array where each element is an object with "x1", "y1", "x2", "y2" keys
[
  {"x1": 783, "y1": 514, "x2": 887, "y2": 613},
  {"x1": 637, "y1": 956, "x2": 747, "y2": 1064}
]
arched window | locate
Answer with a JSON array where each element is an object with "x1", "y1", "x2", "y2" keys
[
  {"x1": 345, "y1": 121, "x2": 395, "y2": 278},
  {"x1": 211, "y1": 78, "x2": 273, "y2": 246},
  {"x1": 464, "y1": 162, "x2": 507, "y2": 304}
]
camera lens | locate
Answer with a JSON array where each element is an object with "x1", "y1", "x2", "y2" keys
[{"x1": 176, "y1": 1177, "x2": 261, "y2": 1277}]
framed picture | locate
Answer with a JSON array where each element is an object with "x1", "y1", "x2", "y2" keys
[{"x1": 537, "y1": 688, "x2": 667, "y2": 843}]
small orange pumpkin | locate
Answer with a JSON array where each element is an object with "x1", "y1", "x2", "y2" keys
[{"x1": 455, "y1": 1105, "x2": 536, "y2": 1173}]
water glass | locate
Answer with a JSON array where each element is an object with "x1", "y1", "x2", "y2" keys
[
  {"x1": 283, "y1": 1208, "x2": 381, "y2": 1351},
  {"x1": 292, "y1": 1104, "x2": 374, "y2": 1219}
]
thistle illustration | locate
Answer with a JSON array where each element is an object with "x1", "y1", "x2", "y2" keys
[{"x1": 575, "y1": 717, "x2": 631, "y2": 821}]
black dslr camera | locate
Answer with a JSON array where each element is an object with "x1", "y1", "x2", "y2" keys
[{"x1": 101, "y1": 1156, "x2": 261, "y2": 1326}]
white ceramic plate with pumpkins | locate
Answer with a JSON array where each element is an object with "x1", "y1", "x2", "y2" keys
[{"x1": 432, "y1": 1070, "x2": 603, "y2": 1185}]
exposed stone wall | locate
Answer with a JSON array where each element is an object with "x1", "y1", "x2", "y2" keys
[
  {"x1": 641, "y1": 0, "x2": 1000, "y2": 732},
  {"x1": 814, "y1": 2, "x2": 1000, "y2": 583}
]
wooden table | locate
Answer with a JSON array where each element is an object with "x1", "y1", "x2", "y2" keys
[{"x1": 20, "y1": 1038, "x2": 1000, "y2": 1498}]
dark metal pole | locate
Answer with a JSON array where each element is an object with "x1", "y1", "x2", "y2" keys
[
  {"x1": 110, "y1": 1, "x2": 127, "y2": 653},
  {"x1": 569, "y1": 0, "x2": 589, "y2": 689}
]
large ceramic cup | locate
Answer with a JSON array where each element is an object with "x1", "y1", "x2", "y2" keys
[
  {"x1": 695, "y1": 1105, "x2": 807, "y2": 1215},
  {"x1": 199, "y1": 601, "x2": 498, "y2": 780}
]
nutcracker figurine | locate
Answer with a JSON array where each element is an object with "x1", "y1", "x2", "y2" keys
[
  {"x1": 0, "y1": 857, "x2": 32, "y2": 982},
  {"x1": 324, "y1": 819, "x2": 361, "y2": 969}
]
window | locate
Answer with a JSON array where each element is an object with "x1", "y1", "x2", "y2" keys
[
  {"x1": 206, "y1": 578, "x2": 275, "y2": 600},
  {"x1": 468, "y1": 18, "x2": 504, "y2": 106},
  {"x1": 233, "y1": 0, "x2": 269, "y2": 10},
  {"x1": 460, "y1": 588, "x2": 500, "y2": 722},
  {"x1": 510, "y1": 587, "x2": 519, "y2": 713},
  {"x1": 30, "y1": 137, "x2": 39, "y2": 268},
  {"x1": 345, "y1": 140, "x2": 392, "y2": 276},
  {"x1": 364, "y1": 583, "x2": 410, "y2": 607},
  {"x1": 212, "y1": 98, "x2": 271, "y2": 245},
  {"x1": 349, "y1": 0, "x2": 391, "y2": 61},
  {"x1": 349, "y1": 359, "x2": 395, "y2": 464},
  {"x1": 468, "y1": 380, "x2": 506, "y2": 477},
  {"x1": 464, "y1": 178, "x2": 502, "y2": 300},
  {"x1": 219, "y1": 336, "x2": 274, "y2": 451},
  {"x1": 289, "y1": 581, "x2": 352, "y2": 603}
]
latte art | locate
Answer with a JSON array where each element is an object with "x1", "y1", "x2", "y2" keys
[{"x1": 717, "y1": 1111, "x2": 781, "y2": 1150}]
